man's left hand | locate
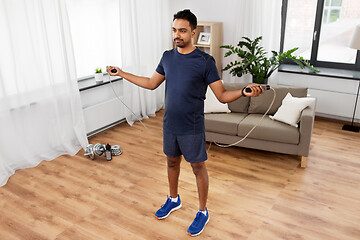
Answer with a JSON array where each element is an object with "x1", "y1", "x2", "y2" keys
[{"x1": 243, "y1": 84, "x2": 265, "y2": 97}]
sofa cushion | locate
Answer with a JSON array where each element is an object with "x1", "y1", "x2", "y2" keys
[
  {"x1": 224, "y1": 83, "x2": 250, "y2": 113},
  {"x1": 237, "y1": 114, "x2": 300, "y2": 144},
  {"x1": 248, "y1": 87, "x2": 307, "y2": 115},
  {"x1": 269, "y1": 93, "x2": 316, "y2": 127},
  {"x1": 205, "y1": 113, "x2": 248, "y2": 136},
  {"x1": 204, "y1": 85, "x2": 231, "y2": 113}
]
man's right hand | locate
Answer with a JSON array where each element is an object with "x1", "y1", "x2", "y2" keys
[
  {"x1": 106, "y1": 66, "x2": 121, "y2": 76},
  {"x1": 104, "y1": 67, "x2": 165, "y2": 90}
]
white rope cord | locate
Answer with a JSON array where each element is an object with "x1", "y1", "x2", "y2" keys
[
  {"x1": 107, "y1": 75, "x2": 162, "y2": 138},
  {"x1": 208, "y1": 87, "x2": 276, "y2": 151},
  {"x1": 107, "y1": 74, "x2": 276, "y2": 150}
]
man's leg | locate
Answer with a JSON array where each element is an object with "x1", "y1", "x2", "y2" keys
[
  {"x1": 177, "y1": 132, "x2": 209, "y2": 236},
  {"x1": 167, "y1": 156, "x2": 182, "y2": 198},
  {"x1": 187, "y1": 161, "x2": 209, "y2": 236},
  {"x1": 156, "y1": 131, "x2": 183, "y2": 219},
  {"x1": 155, "y1": 155, "x2": 182, "y2": 219},
  {"x1": 190, "y1": 162, "x2": 209, "y2": 211}
]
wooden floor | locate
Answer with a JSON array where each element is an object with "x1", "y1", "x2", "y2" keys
[{"x1": 1, "y1": 110, "x2": 360, "y2": 240}]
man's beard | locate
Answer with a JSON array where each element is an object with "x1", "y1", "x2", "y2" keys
[{"x1": 174, "y1": 38, "x2": 190, "y2": 48}]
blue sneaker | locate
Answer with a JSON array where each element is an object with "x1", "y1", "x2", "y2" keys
[
  {"x1": 155, "y1": 195, "x2": 182, "y2": 219},
  {"x1": 187, "y1": 208, "x2": 209, "y2": 236}
]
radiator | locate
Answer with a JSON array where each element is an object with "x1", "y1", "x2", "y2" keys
[{"x1": 82, "y1": 97, "x2": 125, "y2": 135}]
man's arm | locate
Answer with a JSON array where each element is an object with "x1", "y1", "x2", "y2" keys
[
  {"x1": 209, "y1": 80, "x2": 264, "y2": 103},
  {"x1": 106, "y1": 66, "x2": 165, "y2": 90}
]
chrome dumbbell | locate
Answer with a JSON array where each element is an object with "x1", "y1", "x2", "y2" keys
[
  {"x1": 84, "y1": 143, "x2": 105, "y2": 160},
  {"x1": 93, "y1": 143, "x2": 105, "y2": 156},
  {"x1": 84, "y1": 143, "x2": 122, "y2": 160},
  {"x1": 84, "y1": 144, "x2": 95, "y2": 160}
]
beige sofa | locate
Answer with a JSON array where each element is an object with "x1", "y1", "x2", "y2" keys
[{"x1": 205, "y1": 83, "x2": 316, "y2": 168}]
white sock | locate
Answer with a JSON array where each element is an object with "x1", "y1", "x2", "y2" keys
[
  {"x1": 171, "y1": 196, "x2": 178, "y2": 202},
  {"x1": 200, "y1": 210, "x2": 207, "y2": 216}
]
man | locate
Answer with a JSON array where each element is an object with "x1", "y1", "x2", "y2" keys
[{"x1": 107, "y1": 9, "x2": 264, "y2": 237}]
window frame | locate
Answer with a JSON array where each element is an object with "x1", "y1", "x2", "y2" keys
[{"x1": 280, "y1": 0, "x2": 360, "y2": 71}]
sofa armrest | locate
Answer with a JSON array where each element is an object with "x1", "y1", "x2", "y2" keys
[{"x1": 298, "y1": 99, "x2": 316, "y2": 157}]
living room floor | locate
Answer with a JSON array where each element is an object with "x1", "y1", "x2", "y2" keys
[{"x1": 0, "y1": 109, "x2": 359, "y2": 240}]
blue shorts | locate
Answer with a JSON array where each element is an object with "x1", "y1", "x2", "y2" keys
[{"x1": 163, "y1": 130, "x2": 207, "y2": 163}]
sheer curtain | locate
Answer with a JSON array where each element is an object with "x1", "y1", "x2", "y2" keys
[
  {"x1": 118, "y1": 0, "x2": 172, "y2": 125},
  {"x1": 224, "y1": 0, "x2": 282, "y2": 83},
  {"x1": 0, "y1": 0, "x2": 88, "y2": 187}
]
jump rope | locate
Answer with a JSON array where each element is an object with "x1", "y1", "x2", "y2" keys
[{"x1": 106, "y1": 68, "x2": 276, "y2": 152}]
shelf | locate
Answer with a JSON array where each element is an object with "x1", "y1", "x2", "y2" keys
[
  {"x1": 78, "y1": 76, "x2": 122, "y2": 91},
  {"x1": 195, "y1": 44, "x2": 211, "y2": 48},
  {"x1": 278, "y1": 64, "x2": 360, "y2": 81},
  {"x1": 194, "y1": 22, "x2": 223, "y2": 77}
]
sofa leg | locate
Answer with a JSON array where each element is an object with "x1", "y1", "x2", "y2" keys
[{"x1": 301, "y1": 156, "x2": 307, "y2": 168}]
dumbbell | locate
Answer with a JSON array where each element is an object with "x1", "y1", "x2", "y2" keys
[{"x1": 84, "y1": 143, "x2": 122, "y2": 160}]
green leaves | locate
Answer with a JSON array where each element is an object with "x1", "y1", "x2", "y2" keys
[
  {"x1": 95, "y1": 68, "x2": 102, "y2": 73},
  {"x1": 220, "y1": 37, "x2": 320, "y2": 84}
]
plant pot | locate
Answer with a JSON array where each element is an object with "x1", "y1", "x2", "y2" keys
[
  {"x1": 252, "y1": 76, "x2": 268, "y2": 84},
  {"x1": 94, "y1": 73, "x2": 103, "y2": 83}
]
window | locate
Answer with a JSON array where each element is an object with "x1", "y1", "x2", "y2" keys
[
  {"x1": 323, "y1": 0, "x2": 342, "y2": 24},
  {"x1": 281, "y1": 0, "x2": 360, "y2": 70},
  {"x1": 66, "y1": 0, "x2": 122, "y2": 79}
]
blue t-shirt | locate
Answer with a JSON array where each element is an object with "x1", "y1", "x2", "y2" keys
[{"x1": 156, "y1": 47, "x2": 220, "y2": 135}]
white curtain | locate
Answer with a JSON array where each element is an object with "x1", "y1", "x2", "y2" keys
[
  {"x1": 224, "y1": 0, "x2": 282, "y2": 83},
  {"x1": 118, "y1": 0, "x2": 172, "y2": 125},
  {"x1": 0, "y1": 0, "x2": 88, "y2": 187}
]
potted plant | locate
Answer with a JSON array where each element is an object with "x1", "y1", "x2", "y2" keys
[
  {"x1": 94, "y1": 67, "x2": 103, "y2": 83},
  {"x1": 220, "y1": 36, "x2": 319, "y2": 84}
]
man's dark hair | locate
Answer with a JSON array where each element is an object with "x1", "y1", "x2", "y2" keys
[{"x1": 173, "y1": 9, "x2": 197, "y2": 30}]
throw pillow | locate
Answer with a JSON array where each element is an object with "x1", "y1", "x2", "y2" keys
[
  {"x1": 248, "y1": 87, "x2": 308, "y2": 115},
  {"x1": 204, "y1": 85, "x2": 231, "y2": 113},
  {"x1": 269, "y1": 92, "x2": 315, "y2": 127}
]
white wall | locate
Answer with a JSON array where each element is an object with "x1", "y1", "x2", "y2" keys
[
  {"x1": 169, "y1": 1, "x2": 360, "y2": 122},
  {"x1": 170, "y1": 0, "x2": 239, "y2": 45}
]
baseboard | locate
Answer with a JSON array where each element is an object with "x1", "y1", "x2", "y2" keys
[
  {"x1": 315, "y1": 113, "x2": 360, "y2": 124},
  {"x1": 87, "y1": 118, "x2": 126, "y2": 137}
]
